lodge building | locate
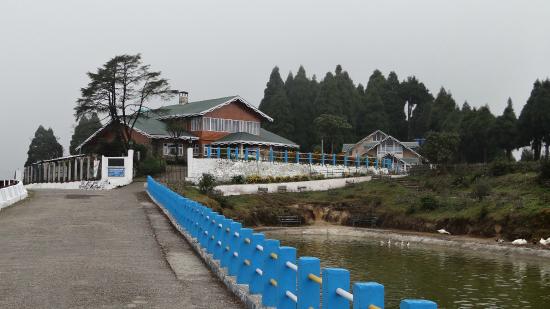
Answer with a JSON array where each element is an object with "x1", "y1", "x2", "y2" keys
[{"x1": 76, "y1": 93, "x2": 298, "y2": 161}]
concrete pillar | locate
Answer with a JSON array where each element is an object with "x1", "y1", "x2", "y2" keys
[
  {"x1": 73, "y1": 159, "x2": 77, "y2": 181},
  {"x1": 79, "y1": 158, "x2": 84, "y2": 181},
  {"x1": 86, "y1": 157, "x2": 90, "y2": 180}
]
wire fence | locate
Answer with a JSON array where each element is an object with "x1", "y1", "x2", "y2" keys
[{"x1": 147, "y1": 176, "x2": 438, "y2": 309}]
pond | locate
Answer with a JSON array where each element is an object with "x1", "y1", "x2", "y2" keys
[{"x1": 265, "y1": 232, "x2": 550, "y2": 308}]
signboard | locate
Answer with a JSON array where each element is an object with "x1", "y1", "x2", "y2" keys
[{"x1": 108, "y1": 167, "x2": 125, "y2": 177}]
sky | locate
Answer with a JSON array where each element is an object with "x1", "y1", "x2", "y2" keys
[{"x1": 1, "y1": 0, "x2": 549, "y2": 179}]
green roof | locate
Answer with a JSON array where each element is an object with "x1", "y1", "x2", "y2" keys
[
  {"x1": 155, "y1": 96, "x2": 273, "y2": 121},
  {"x1": 211, "y1": 128, "x2": 298, "y2": 148},
  {"x1": 132, "y1": 113, "x2": 197, "y2": 139}
]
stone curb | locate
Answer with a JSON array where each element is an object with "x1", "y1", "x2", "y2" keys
[{"x1": 146, "y1": 191, "x2": 266, "y2": 309}]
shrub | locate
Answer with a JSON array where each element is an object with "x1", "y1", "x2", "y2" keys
[
  {"x1": 138, "y1": 157, "x2": 165, "y2": 176},
  {"x1": 198, "y1": 173, "x2": 216, "y2": 194},
  {"x1": 538, "y1": 160, "x2": 550, "y2": 185},
  {"x1": 488, "y1": 160, "x2": 515, "y2": 177},
  {"x1": 231, "y1": 175, "x2": 245, "y2": 184},
  {"x1": 419, "y1": 194, "x2": 439, "y2": 211},
  {"x1": 471, "y1": 179, "x2": 491, "y2": 200},
  {"x1": 246, "y1": 175, "x2": 262, "y2": 184}
]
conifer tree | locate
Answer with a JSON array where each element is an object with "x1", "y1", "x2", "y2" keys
[
  {"x1": 430, "y1": 88, "x2": 459, "y2": 132},
  {"x1": 518, "y1": 79, "x2": 550, "y2": 159},
  {"x1": 383, "y1": 72, "x2": 407, "y2": 139},
  {"x1": 25, "y1": 126, "x2": 64, "y2": 166},
  {"x1": 258, "y1": 67, "x2": 294, "y2": 137},
  {"x1": 69, "y1": 112, "x2": 102, "y2": 154},
  {"x1": 400, "y1": 76, "x2": 434, "y2": 139},
  {"x1": 493, "y1": 98, "x2": 518, "y2": 160}
]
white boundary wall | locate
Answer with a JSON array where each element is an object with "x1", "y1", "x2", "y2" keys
[
  {"x1": 25, "y1": 150, "x2": 134, "y2": 190},
  {"x1": 186, "y1": 148, "x2": 382, "y2": 183},
  {"x1": 0, "y1": 181, "x2": 28, "y2": 210},
  {"x1": 215, "y1": 176, "x2": 372, "y2": 196}
]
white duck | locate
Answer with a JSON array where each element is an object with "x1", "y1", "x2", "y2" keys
[
  {"x1": 539, "y1": 237, "x2": 550, "y2": 246},
  {"x1": 437, "y1": 229, "x2": 451, "y2": 235},
  {"x1": 512, "y1": 239, "x2": 528, "y2": 245}
]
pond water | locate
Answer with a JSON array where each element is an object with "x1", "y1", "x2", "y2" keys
[{"x1": 265, "y1": 232, "x2": 550, "y2": 308}]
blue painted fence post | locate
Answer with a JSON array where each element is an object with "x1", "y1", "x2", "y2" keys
[
  {"x1": 308, "y1": 153, "x2": 313, "y2": 165},
  {"x1": 269, "y1": 147, "x2": 274, "y2": 162},
  {"x1": 261, "y1": 240, "x2": 281, "y2": 307},
  {"x1": 323, "y1": 268, "x2": 350, "y2": 309},
  {"x1": 366, "y1": 157, "x2": 370, "y2": 168},
  {"x1": 206, "y1": 145, "x2": 211, "y2": 158},
  {"x1": 249, "y1": 234, "x2": 266, "y2": 294},
  {"x1": 344, "y1": 155, "x2": 348, "y2": 167},
  {"x1": 400, "y1": 299, "x2": 438, "y2": 309},
  {"x1": 353, "y1": 282, "x2": 385, "y2": 309},
  {"x1": 298, "y1": 257, "x2": 320, "y2": 309},
  {"x1": 277, "y1": 247, "x2": 297, "y2": 309},
  {"x1": 213, "y1": 215, "x2": 226, "y2": 260},
  {"x1": 220, "y1": 219, "x2": 234, "y2": 268},
  {"x1": 321, "y1": 153, "x2": 325, "y2": 165},
  {"x1": 245, "y1": 147, "x2": 249, "y2": 161},
  {"x1": 206, "y1": 211, "x2": 219, "y2": 254},
  {"x1": 284, "y1": 149, "x2": 288, "y2": 163},
  {"x1": 217, "y1": 146, "x2": 221, "y2": 158},
  {"x1": 228, "y1": 222, "x2": 243, "y2": 276},
  {"x1": 256, "y1": 147, "x2": 260, "y2": 161},
  {"x1": 296, "y1": 151, "x2": 300, "y2": 164},
  {"x1": 227, "y1": 146, "x2": 231, "y2": 160},
  {"x1": 235, "y1": 228, "x2": 254, "y2": 284},
  {"x1": 333, "y1": 153, "x2": 337, "y2": 165},
  {"x1": 356, "y1": 154, "x2": 360, "y2": 168}
]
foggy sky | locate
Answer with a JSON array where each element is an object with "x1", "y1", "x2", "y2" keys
[{"x1": 1, "y1": 0, "x2": 549, "y2": 178}]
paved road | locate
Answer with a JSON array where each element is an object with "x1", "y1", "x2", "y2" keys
[{"x1": 0, "y1": 182, "x2": 243, "y2": 309}]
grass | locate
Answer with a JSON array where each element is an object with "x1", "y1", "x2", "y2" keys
[{"x1": 168, "y1": 165, "x2": 550, "y2": 241}]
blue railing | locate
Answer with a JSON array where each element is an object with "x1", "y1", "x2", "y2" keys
[
  {"x1": 147, "y1": 176, "x2": 437, "y2": 309},
  {"x1": 203, "y1": 146, "x2": 399, "y2": 171}
]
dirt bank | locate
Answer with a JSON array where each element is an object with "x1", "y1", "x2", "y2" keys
[{"x1": 258, "y1": 225, "x2": 550, "y2": 259}]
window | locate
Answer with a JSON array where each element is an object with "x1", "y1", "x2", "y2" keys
[
  {"x1": 196, "y1": 116, "x2": 260, "y2": 135},
  {"x1": 163, "y1": 143, "x2": 184, "y2": 156}
]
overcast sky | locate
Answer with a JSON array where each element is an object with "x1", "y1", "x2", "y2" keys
[{"x1": 1, "y1": 0, "x2": 549, "y2": 179}]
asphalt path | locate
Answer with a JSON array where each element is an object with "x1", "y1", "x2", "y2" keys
[{"x1": 0, "y1": 182, "x2": 243, "y2": 309}]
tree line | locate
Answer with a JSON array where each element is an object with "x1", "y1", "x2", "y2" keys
[{"x1": 259, "y1": 65, "x2": 550, "y2": 163}]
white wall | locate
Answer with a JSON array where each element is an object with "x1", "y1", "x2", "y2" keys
[
  {"x1": 25, "y1": 150, "x2": 134, "y2": 190},
  {"x1": 215, "y1": 176, "x2": 372, "y2": 196},
  {"x1": 186, "y1": 148, "x2": 384, "y2": 183},
  {"x1": 0, "y1": 181, "x2": 28, "y2": 210}
]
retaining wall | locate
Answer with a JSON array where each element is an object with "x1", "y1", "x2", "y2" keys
[
  {"x1": 187, "y1": 149, "x2": 380, "y2": 183},
  {"x1": 215, "y1": 176, "x2": 372, "y2": 196},
  {"x1": 0, "y1": 181, "x2": 28, "y2": 210}
]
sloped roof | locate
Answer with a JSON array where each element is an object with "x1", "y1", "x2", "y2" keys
[
  {"x1": 211, "y1": 128, "x2": 298, "y2": 148},
  {"x1": 75, "y1": 113, "x2": 198, "y2": 151},
  {"x1": 342, "y1": 144, "x2": 355, "y2": 153},
  {"x1": 365, "y1": 135, "x2": 423, "y2": 158},
  {"x1": 402, "y1": 141, "x2": 420, "y2": 148},
  {"x1": 156, "y1": 95, "x2": 273, "y2": 122}
]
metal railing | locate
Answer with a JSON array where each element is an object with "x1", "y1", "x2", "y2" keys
[
  {"x1": 200, "y1": 146, "x2": 403, "y2": 172},
  {"x1": 147, "y1": 176, "x2": 437, "y2": 309}
]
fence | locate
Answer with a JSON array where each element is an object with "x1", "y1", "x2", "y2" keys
[
  {"x1": 0, "y1": 180, "x2": 28, "y2": 210},
  {"x1": 147, "y1": 176, "x2": 437, "y2": 309},
  {"x1": 23, "y1": 155, "x2": 101, "y2": 185},
  {"x1": 201, "y1": 146, "x2": 401, "y2": 172}
]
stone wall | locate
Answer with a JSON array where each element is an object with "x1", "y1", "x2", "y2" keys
[{"x1": 186, "y1": 148, "x2": 382, "y2": 183}]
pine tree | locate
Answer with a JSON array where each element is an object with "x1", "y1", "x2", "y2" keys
[
  {"x1": 493, "y1": 98, "x2": 518, "y2": 160},
  {"x1": 430, "y1": 88, "x2": 459, "y2": 132},
  {"x1": 258, "y1": 67, "x2": 294, "y2": 137},
  {"x1": 25, "y1": 126, "x2": 64, "y2": 166},
  {"x1": 356, "y1": 70, "x2": 388, "y2": 136},
  {"x1": 285, "y1": 66, "x2": 318, "y2": 151},
  {"x1": 400, "y1": 76, "x2": 434, "y2": 139},
  {"x1": 383, "y1": 72, "x2": 406, "y2": 139},
  {"x1": 459, "y1": 105, "x2": 497, "y2": 163},
  {"x1": 69, "y1": 113, "x2": 102, "y2": 154},
  {"x1": 517, "y1": 79, "x2": 550, "y2": 160}
]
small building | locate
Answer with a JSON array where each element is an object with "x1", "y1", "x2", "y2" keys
[
  {"x1": 76, "y1": 94, "x2": 298, "y2": 161},
  {"x1": 343, "y1": 130, "x2": 423, "y2": 172}
]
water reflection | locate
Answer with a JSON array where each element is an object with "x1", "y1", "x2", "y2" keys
[{"x1": 266, "y1": 232, "x2": 550, "y2": 308}]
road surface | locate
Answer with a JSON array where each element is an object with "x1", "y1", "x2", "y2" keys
[{"x1": 0, "y1": 182, "x2": 243, "y2": 309}]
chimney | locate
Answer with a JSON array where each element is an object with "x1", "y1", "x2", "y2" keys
[{"x1": 178, "y1": 91, "x2": 189, "y2": 104}]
